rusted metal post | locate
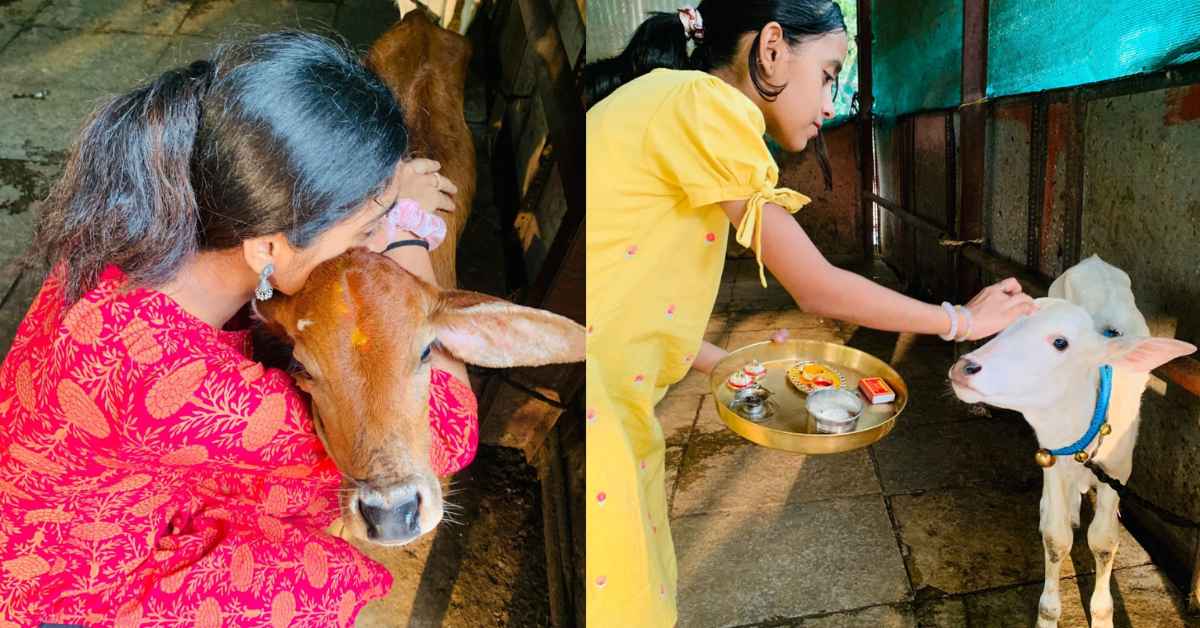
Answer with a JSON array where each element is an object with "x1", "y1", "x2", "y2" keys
[
  {"x1": 856, "y1": 0, "x2": 874, "y2": 261},
  {"x1": 957, "y1": 0, "x2": 989, "y2": 303}
]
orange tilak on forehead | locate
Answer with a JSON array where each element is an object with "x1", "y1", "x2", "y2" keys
[{"x1": 351, "y1": 327, "x2": 369, "y2": 350}]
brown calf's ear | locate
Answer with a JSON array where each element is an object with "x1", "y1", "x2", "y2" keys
[
  {"x1": 252, "y1": 291, "x2": 295, "y2": 341},
  {"x1": 430, "y1": 290, "x2": 585, "y2": 368}
]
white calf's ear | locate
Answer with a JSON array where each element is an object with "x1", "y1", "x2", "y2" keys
[
  {"x1": 1105, "y1": 336, "x2": 1197, "y2": 373},
  {"x1": 1047, "y1": 273, "x2": 1073, "y2": 301}
]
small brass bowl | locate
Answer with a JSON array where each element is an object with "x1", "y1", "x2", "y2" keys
[{"x1": 708, "y1": 339, "x2": 908, "y2": 454}]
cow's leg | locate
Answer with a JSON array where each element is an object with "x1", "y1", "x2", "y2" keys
[
  {"x1": 1087, "y1": 483, "x2": 1121, "y2": 628},
  {"x1": 1038, "y1": 469, "x2": 1073, "y2": 628}
]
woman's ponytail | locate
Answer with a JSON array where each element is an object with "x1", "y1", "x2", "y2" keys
[{"x1": 36, "y1": 60, "x2": 213, "y2": 303}]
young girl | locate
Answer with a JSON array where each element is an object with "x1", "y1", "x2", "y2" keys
[
  {"x1": 584, "y1": 1, "x2": 1037, "y2": 624},
  {"x1": 0, "y1": 32, "x2": 476, "y2": 626}
]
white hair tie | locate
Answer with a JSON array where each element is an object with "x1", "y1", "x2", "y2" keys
[{"x1": 677, "y1": 6, "x2": 705, "y2": 42}]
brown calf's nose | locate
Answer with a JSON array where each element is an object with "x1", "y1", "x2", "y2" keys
[{"x1": 358, "y1": 485, "x2": 422, "y2": 543}]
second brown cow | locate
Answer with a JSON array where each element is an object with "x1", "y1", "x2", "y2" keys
[{"x1": 367, "y1": 10, "x2": 476, "y2": 288}]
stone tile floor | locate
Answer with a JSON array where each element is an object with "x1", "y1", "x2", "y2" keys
[{"x1": 663, "y1": 256, "x2": 1199, "y2": 627}]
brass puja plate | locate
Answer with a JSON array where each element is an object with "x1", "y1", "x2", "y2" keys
[{"x1": 709, "y1": 340, "x2": 908, "y2": 454}]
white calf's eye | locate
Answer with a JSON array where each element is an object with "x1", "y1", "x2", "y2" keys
[{"x1": 1052, "y1": 337, "x2": 1069, "y2": 351}]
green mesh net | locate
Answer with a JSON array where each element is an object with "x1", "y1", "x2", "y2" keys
[
  {"x1": 987, "y1": 0, "x2": 1200, "y2": 98},
  {"x1": 870, "y1": 0, "x2": 962, "y2": 118}
]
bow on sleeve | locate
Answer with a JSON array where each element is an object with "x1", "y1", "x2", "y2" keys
[{"x1": 734, "y1": 187, "x2": 812, "y2": 287}]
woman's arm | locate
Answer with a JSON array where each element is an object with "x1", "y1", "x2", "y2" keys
[{"x1": 720, "y1": 200, "x2": 1035, "y2": 340}]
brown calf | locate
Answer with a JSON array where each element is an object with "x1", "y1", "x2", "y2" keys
[
  {"x1": 366, "y1": 11, "x2": 475, "y2": 288},
  {"x1": 257, "y1": 248, "x2": 584, "y2": 545}
]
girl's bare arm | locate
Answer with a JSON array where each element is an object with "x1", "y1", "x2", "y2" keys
[{"x1": 717, "y1": 199, "x2": 1035, "y2": 339}]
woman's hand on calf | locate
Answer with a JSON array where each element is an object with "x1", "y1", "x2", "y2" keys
[
  {"x1": 962, "y1": 277, "x2": 1037, "y2": 341},
  {"x1": 395, "y1": 157, "x2": 457, "y2": 214}
]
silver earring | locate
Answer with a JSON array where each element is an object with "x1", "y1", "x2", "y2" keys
[{"x1": 255, "y1": 263, "x2": 274, "y2": 301}]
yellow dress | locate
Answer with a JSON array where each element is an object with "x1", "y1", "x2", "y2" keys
[{"x1": 585, "y1": 69, "x2": 810, "y2": 626}]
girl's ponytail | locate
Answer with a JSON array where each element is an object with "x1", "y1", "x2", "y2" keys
[{"x1": 584, "y1": 12, "x2": 692, "y2": 108}]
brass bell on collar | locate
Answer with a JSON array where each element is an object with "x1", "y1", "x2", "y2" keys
[
  {"x1": 1099, "y1": 423, "x2": 1112, "y2": 436},
  {"x1": 1074, "y1": 451, "x2": 1090, "y2": 463},
  {"x1": 1034, "y1": 449, "x2": 1055, "y2": 467}
]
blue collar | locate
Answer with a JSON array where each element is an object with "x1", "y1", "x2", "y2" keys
[{"x1": 1048, "y1": 365, "x2": 1113, "y2": 456}]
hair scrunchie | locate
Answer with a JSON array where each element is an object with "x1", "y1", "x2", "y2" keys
[{"x1": 677, "y1": 6, "x2": 705, "y2": 42}]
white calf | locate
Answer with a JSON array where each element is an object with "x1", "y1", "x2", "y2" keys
[
  {"x1": 1047, "y1": 256, "x2": 1152, "y2": 531},
  {"x1": 949, "y1": 294, "x2": 1194, "y2": 627}
]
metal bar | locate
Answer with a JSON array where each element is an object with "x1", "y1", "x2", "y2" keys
[
  {"x1": 960, "y1": 243, "x2": 1046, "y2": 297},
  {"x1": 904, "y1": 118, "x2": 917, "y2": 284},
  {"x1": 962, "y1": 0, "x2": 989, "y2": 104},
  {"x1": 856, "y1": 0, "x2": 874, "y2": 262},
  {"x1": 864, "y1": 192, "x2": 949, "y2": 238},
  {"x1": 862, "y1": 61, "x2": 1200, "y2": 123},
  {"x1": 955, "y1": 105, "x2": 987, "y2": 249},
  {"x1": 1027, "y1": 95, "x2": 1048, "y2": 271},
  {"x1": 1079, "y1": 59, "x2": 1200, "y2": 102},
  {"x1": 1065, "y1": 91, "x2": 1087, "y2": 266},
  {"x1": 959, "y1": 244, "x2": 1200, "y2": 399},
  {"x1": 1157, "y1": 358, "x2": 1200, "y2": 401},
  {"x1": 945, "y1": 112, "x2": 957, "y2": 240},
  {"x1": 958, "y1": 0, "x2": 989, "y2": 303}
]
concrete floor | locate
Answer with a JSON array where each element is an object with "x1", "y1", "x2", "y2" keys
[
  {"x1": 0, "y1": 1, "x2": 543, "y2": 626},
  {"x1": 661, "y1": 255, "x2": 1199, "y2": 627}
]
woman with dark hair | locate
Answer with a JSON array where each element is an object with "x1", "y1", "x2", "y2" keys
[
  {"x1": 585, "y1": 1, "x2": 1036, "y2": 624},
  {"x1": 0, "y1": 31, "x2": 474, "y2": 625}
]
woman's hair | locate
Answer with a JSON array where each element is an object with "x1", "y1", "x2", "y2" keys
[
  {"x1": 35, "y1": 31, "x2": 409, "y2": 303},
  {"x1": 584, "y1": 0, "x2": 845, "y2": 106}
]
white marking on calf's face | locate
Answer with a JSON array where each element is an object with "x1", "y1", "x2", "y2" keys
[{"x1": 949, "y1": 299, "x2": 1109, "y2": 413}]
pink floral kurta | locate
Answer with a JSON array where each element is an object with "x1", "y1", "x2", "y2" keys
[{"x1": 0, "y1": 265, "x2": 478, "y2": 626}]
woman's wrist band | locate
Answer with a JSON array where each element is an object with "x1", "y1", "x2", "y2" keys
[
  {"x1": 939, "y1": 301, "x2": 959, "y2": 341},
  {"x1": 384, "y1": 238, "x2": 430, "y2": 253},
  {"x1": 955, "y1": 305, "x2": 974, "y2": 342}
]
